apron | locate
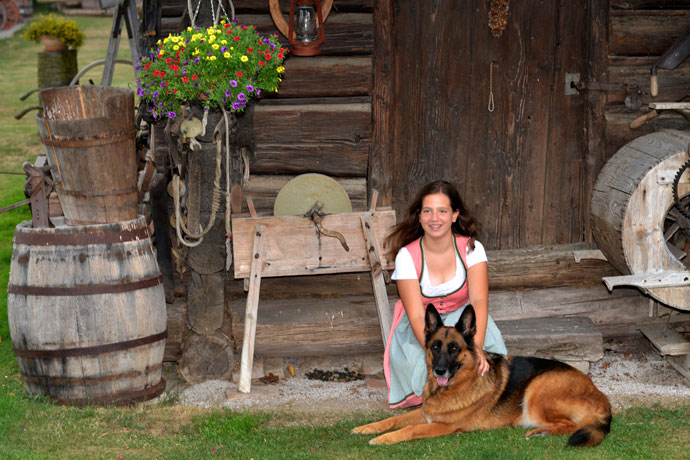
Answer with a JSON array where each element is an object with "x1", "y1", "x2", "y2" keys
[{"x1": 383, "y1": 235, "x2": 507, "y2": 408}]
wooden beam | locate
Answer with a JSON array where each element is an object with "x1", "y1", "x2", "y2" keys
[
  {"x1": 368, "y1": 0, "x2": 394, "y2": 206},
  {"x1": 360, "y1": 214, "x2": 392, "y2": 346},
  {"x1": 238, "y1": 225, "x2": 266, "y2": 393}
]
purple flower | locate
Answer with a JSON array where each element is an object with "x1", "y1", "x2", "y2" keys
[
  {"x1": 256, "y1": 89, "x2": 261, "y2": 96},
  {"x1": 225, "y1": 90, "x2": 232, "y2": 97},
  {"x1": 159, "y1": 81, "x2": 165, "y2": 88},
  {"x1": 232, "y1": 101, "x2": 240, "y2": 110},
  {"x1": 230, "y1": 80, "x2": 238, "y2": 87},
  {"x1": 137, "y1": 88, "x2": 145, "y2": 96},
  {"x1": 168, "y1": 111, "x2": 176, "y2": 119},
  {"x1": 238, "y1": 92, "x2": 246, "y2": 102},
  {"x1": 221, "y1": 46, "x2": 227, "y2": 53},
  {"x1": 246, "y1": 85, "x2": 254, "y2": 92},
  {"x1": 193, "y1": 57, "x2": 201, "y2": 63},
  {"x1": 152, "y1": 90, "x2": 160, "y2": 99},
  {"x1": 207, "y1": 52, "x2": 212, "y2": 56},
  {"x1": 194, "y1": 82, "x2": 199, "y2": 88}
]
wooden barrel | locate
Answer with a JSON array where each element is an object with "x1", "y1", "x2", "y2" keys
[
  {"x1": 36, "y1": 85, "x2": 138, "y2": 225},
  {"x1": 591, "y1": 129, "x2": 690, "y2": 310},
  {"x1": 7, "y1": 217, "x2": 167, "y2": 406}
]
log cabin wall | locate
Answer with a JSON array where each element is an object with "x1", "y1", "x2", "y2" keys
[
  {"x1": 605, "y1": 1, "x2": 690, "y2": 158},
  {"x1": 142, "y1": 0, "x2": 683, "y2": 370}
]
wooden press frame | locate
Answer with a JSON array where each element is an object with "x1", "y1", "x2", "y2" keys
[{"x1": 231, "y1": 194, "x2": 395, "y2": 393}]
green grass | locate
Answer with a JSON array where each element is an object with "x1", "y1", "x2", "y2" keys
[{"x1": 1, "y1": 9, "x2": 689, "y2": 460}]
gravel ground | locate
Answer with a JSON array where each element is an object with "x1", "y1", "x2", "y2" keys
[{"x1": 167, "y1": 335, "x2": 690, "y2": 419}]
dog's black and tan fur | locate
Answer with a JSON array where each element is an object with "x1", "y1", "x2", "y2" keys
[{"x1": 352, "y1": 304, "x2": 612, "y2": 446}]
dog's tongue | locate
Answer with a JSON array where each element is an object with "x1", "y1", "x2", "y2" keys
[{"x1": 437, "y1": 376, "x2": 449, "y2": 386}]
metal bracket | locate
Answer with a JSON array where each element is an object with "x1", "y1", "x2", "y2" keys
[{"x1": 565, "y1": 73, "x2": 580, "y2": 95}]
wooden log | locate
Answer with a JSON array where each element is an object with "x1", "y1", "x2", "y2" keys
[
  {"x1": 178, "y1": 333, "x2": 235, "y2": 384},
  {"x1": 607, "y1": 61, "x2": 690, "y2": 106},
  {"x1": 604, "y1": 106, "x2": 689, "y2": 158},
  {"x1": 187, "y1": 272, "x2": 225, "y2": 335},
  {"x1": 249, "y1": 102, "x2": 371, "y2": 177},
  {"x1": 241, "y1": 175, "x2": 367, "y2": 214},
  {"x1": 267, "y1": 56, "x2": 372, "y2": 98},
  {"x1": 610, "y1": 13, "x2": 690, "y2": 56},
  {"x1": 164, "y1": 301, "x2": 185, "y2": 362},
  {"x1": 225, "y1": 285, "x2": 650, "y2": 358},
  {"x1": 496, "y1": 317, "x2": 603, "y2": 362},
  {"x1": 612, "y1": 1, "x2": 690, "y2": 9}
]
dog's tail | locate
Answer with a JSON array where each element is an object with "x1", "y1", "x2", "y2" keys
[{"x1": 567, "y1": 413, "x2": 612, "y2": 447}]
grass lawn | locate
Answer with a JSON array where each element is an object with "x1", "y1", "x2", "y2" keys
[{"x1": 0, "y1": 7, "x2": 689, "y2": 460}]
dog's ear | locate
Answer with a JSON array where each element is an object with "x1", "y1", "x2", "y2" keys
[
  {"x1": 424, "y1": 304, "x2": 443, "y2": 345},
  {"x1": 456, "y1": 304, "x2": 477, "y2": 339}
]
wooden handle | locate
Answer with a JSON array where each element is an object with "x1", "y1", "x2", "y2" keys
[
  {"x1": 629, "y1": 110, "x2": 659, "y2": 129},
  {"x1": 650, "y1": 74, "x2": 658, "y2": 98}
]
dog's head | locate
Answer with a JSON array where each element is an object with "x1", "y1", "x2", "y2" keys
[{"x1": 424, "y1": 304, "x2": 477, "y2": 387}]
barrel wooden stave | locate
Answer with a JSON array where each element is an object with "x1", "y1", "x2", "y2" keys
[{"x1": 8, "y1": 218, "x2": 167, "y2": 405}]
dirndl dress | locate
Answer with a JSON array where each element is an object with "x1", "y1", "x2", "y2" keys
[{"x1": 383, "y1": 235, "x2": 507, "y2": 408}]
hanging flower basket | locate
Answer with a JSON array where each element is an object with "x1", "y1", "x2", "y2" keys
[{"x1": 136, "y1": 18, "x2": 288, "y2": 120}]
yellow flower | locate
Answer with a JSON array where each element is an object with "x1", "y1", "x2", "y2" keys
[
  {"x1": 208, "y1": 35, "x2": 216, "y2": 43},
  {"x1": 277, "y1": 66, "x2": 285, "y2": 73},
  {"x1": 221, "y1": 40, "x2": 227, "y2": 44},
  {"x1": 224, "y1": 52, "x2": 231, "y2": 58},
  {"x1": 192, "y1": 48, "x2": 199, "y2": 55},
  {"x1": 241, "y1": 55, "x2": 248, "y2": 62},
  {"x1": 173, "y1": 45, "x2": 179, "y2": 51},
  {"x1": 210, "y1": 56, "x2": 216, "y2": 61},
  {"x1": 212, "y1": 44, "x2": 220, "y2": 50}
]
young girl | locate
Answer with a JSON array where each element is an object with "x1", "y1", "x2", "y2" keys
[{"x1": 383, "y1": 180, "x2": 507, "y2": 408}]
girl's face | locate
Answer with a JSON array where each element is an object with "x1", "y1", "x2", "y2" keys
[{"x1": 419, "y1": 193, "x2": 459, "y2": 238}]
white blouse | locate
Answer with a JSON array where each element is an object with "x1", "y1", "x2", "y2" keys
[{"x1": 391, "y1": 239, "x2": 487, "y2": 297}]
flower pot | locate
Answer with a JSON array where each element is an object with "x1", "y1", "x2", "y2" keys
[{"x1": 39, "y1": 35, "x2": 67, "y2": 52}]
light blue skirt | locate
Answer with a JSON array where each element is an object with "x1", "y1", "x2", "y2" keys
[{"x1": 388, "y1": 304, "x2": 507, "y2": 406}]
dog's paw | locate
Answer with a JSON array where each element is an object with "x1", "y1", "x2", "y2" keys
[
  {"x1": 351, "y1": 424, "x2": 379, "y2": 435},
  {"x1": 368, "y1": 433, "x2": 399, "y2": 445}
]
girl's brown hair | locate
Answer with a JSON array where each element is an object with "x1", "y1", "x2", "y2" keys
[{"x1": 384, "y1": 180, "x2": 481, "y2": 258}]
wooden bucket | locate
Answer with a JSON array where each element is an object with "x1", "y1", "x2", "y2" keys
[
  {"x1": 591, "y1": 129, "x2": 690, "y2": 310},
  {"x1": 7, "y1": 217, "x2": 167, "y2": 406},
  {"x1": 36, "y1": 85, "x2": 138, "y2": 225}
]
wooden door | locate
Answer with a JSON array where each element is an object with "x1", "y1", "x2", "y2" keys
[{"x1": 373, "y1": 0, "x2": 589, "y2": 250}]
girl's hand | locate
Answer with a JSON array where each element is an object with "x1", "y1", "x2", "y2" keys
[{"x1": 476, "y1": 349, "x2": 489, "y2": 376}]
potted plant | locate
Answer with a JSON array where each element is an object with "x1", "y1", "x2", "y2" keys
[
  {"x1": 23, "y1": 14, "x2": 85, "y2": 51},
  {"x1": 136, "y1": 18, "x2": 288, "y2": 120}
]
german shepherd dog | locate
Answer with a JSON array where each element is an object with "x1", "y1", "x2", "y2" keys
[{"x1": 352, "y1": 304, "x2": 611, "y2": 446}]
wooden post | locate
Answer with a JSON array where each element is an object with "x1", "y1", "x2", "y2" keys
[
  {"x1": 238, "y1": 225, "x2": 266, "y2": 393},
  {"x1": 360, "y1": 214, "x2": 392, "y2": 345}
]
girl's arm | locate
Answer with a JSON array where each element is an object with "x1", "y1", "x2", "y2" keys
[
  {"x1": 467, "y1": 261, "x2": 490, "y2": 375},
  {"x1": 397, "y1": 278, "x2": 426, "y2": 346}
]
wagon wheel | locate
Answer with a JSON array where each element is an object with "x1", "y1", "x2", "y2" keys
[{"x1": 0, "y1": 0, "x2": 20, "y2": 30}]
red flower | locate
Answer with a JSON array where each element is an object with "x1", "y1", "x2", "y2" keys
[
  {"x1": 234, "y1": 36, "x2": 240, "y2": 41},
  {"x1": 182, "y1": 76, "x2": 189, "y2": 82},
  {"x1": 265, "y1": 54, "x2": 271, "y2": 60},
  {"x1": 165, "y1": 58, "x2": 172, "y2": 64},
  {"x1": 173, "y1": 89, "x2": 177, "y2": 94},
  {"x1": 258, "y1": 61, "x2": 265, "y2": 66},
  {"x1": 278, "y1": 53, "x2": 284, "y2": 59},
  {"x1": 236, "y1": 71, "x2": 243, "y2": 77},
  {"x1": 226, "y1": 30, "x2": 232, "y2": 34},
  {"x1": 153, "y1": 70, "x2": 160, "y2": 76},
  {"x1": 223, "y1": 23, "x2": 230, "y2": 28},
  {"x1": 144, "y1": 62, "x2": 150, "y2": 70},
  {"x1": 192, "y1": 74, "x2": 198, "y2": 80},
  {"x1": 160, "y1": 71, "x2": 166, "y2": 77},
  {"x1": 247, "y1": 48, "x2": 253, "y2": 53}
]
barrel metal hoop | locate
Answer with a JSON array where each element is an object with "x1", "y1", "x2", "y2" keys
[
  {"x1": 13, "y1": 226, "x2": 150, "y2": 246},
  {"x1": 58, "y1": 188, "x2": 137, "y2": 198},
  {"x1": 8, "y1": 274, "x2": 163, "y2": 296},
  {"x1": 53, "y1": 378, "x2": 167, "y2": 407},
  {"x1": 40, "y1": 129, "x2": 137, "y2": 148},
  {"x1": 20, "y1": 362, "x2": 163, "y2": 385},
  {"x1": 13, "y1": 329, "x2": 168, "y2": 358}
]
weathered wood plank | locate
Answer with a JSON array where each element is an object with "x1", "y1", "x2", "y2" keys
[
  {"x1": 612, "y1": 1, "x2": 690, "y2": 9},
  {"x1": 605, "y1": 106, "x2": 689, "y2": 158},
  {"x1": 231, "y1": 210, "x2": 396, "y2": 278},
  {"x1": 638, "y1": 322, "x2": 690, "y2": 355},
  {"x1": 224, "y1": 285, "x2": 649, "y2": 357},
  {"x1": 268, "y1": 56, "x2": 371, "y2": 98},
  {"x1": 607, "y1": 62, "x2": 690, "y2": 105},
  {"x1": 496, "y1": 317, "x2": 603, "y2": 362},
  {"x1": 610, "y1": 13, "x2": 690, "y2": 56},
  {"x1": 241, "y1": 175, "x2": 367, "y2": 214}
]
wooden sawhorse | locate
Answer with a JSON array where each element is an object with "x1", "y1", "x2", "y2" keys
[{"x1": 231, "y1": 203, "x2": 395, "y2": 393}]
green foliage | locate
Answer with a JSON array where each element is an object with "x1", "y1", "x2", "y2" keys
[
  {"x1": 136, "y1": 19, "x2": 287, "y2": 119},
  {"x1": 23, "y1": 14, "x2": 85, "y2": 49}
]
